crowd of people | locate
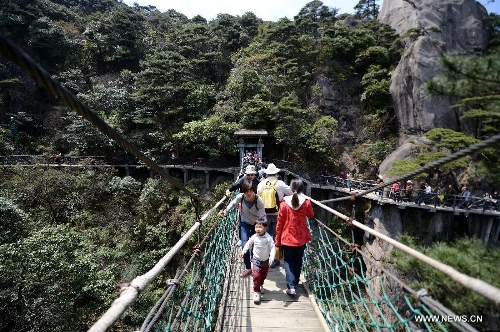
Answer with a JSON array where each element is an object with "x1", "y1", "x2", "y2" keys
[
  {"x1": 321, "y1": 170, "x2": 499, "y2": 211},
  {"x1": 385, "y1": 180, "x2": 500, "y2": 211},
  {"x1": 240, "y1": 150, "x2": 263, "y2": 173},
  {"x1": 219, "y1": 164, "x2": 311, "y2": 304}
]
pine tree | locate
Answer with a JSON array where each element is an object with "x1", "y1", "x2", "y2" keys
[{"x1": 354, "y1": 0, "x2": 380, "y2": 20}]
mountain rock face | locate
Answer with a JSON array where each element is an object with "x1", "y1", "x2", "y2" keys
[{"x1": 379, "y1": 0, "x2": 492, "y2": 138}]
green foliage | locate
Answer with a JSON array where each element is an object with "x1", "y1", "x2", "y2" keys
[
  {"x1": 137, "y1": 178, "x2": 178, "y2": 223},
  {"x1": 356, "y1": 46, "x2": 390, "y2": 69},
  {"x1": 386, "y1": 129, "x2": 474, "y2": 177},
  {"x1": 307, "y1": 115, "x2": 338, "y2": 154},
  {"x1": 386, "y1": 158, "x2": 424, "y2": 178},
  {"x1": 295, "y1": 0, "x2": 337, "y2": 23},
  {"x1": 272, "y1": 92, "x2": 325, "y2": 161},
  {"x1": 425, "y1": 52, "x2": 500, "y2": 179},
  {"x1": 27, "y1": 17, "x2": 77, "y2": 71},
  {"x1": 392, "y1": 235, "x2": 500, "y2": 330},
  {"x1": 63, "y1": 111, "x2": 115, "y2": 155},
  {"x1": 0, "y1": 225, "x2": 105, "y2": 331},
  {"x1": 225, "y1": 67, "x2": 270, "y2": 106},
  {"x1": 360, "y1": 64, "x2": 391, "y2": 111},
  {"x1": 354, "y1": 0, "x2": 380, "y2": 20},
  {"x1": 387, "y1": 151, "x2": 468, "y2": 177},
  {"x1": 240, "y1": 95, "x2": 275, "y2": 128},
  {"x1": 352, "y1": 140, "x2": 394, "y2": 177},
  {"x1": 417, "y1": 151, "x2": 469, "y2": 171},
  {"x1": 426, "y1": 54, "x2": 500, "y2": 138},
  {"x1": 425, "y1": 128, "x2": 480, "y2": 151},
  {"x1": 0, "y1": 0, "x2": 402, "y2": 167},
  {"x1": 0, "y1": 197, "x2": 27, "y2": 245},
  {"x1": 0, "y1": 162, "x2": 213, "y2": 330},
  {"x1": 134, "y1": 50, "x2": 195, "y2": 114},
  {"x1": 173, "y1": 116, "x2": 239, "y2": 158},
  {"x1": 77, "y1": 72, "x2": 137, "y2": 132},
  {"x1": 467, "y1": 156, "x2": 500, "y2": 185},
  {"x1": 3, "y1": 0, "x2": 497, "y2": 329},
  {"x1": 108, "y1": 176, "x2": 142, "y2": 196}
]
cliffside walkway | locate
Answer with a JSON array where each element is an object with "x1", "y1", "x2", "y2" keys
[{"x1": 2, "y1": 154, "x2": 499, "y2": 216}]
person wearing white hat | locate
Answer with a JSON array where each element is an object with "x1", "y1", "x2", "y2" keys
[
  {"x1": 226, "y1": 165, "x2": 260, "y2": 196},
  {"x1": 405, "y1": 180, "x2": 413, "y2": 201},
  {"x1": 257, "y1": 163, "x2": 293, "y2": 268}
]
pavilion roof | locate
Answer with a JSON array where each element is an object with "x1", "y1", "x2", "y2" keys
[{"x1": 234, "y1": 129, "x2": 268, "y2": 136}]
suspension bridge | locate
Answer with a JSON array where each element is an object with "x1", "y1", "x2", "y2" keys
[
  {"x1": 2, "y1": 35, "x2": 500, "y2": 331},
  {"x1": 86, "y1": 190, "x2": 500, "y2": 332}
]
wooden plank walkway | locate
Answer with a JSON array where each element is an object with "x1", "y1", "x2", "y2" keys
[{"x1": 216, "y1": 243, "x2": 327, "y2": 332}]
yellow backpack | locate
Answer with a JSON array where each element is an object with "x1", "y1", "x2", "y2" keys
[{"x1": 260, "y1": 180, "x2": 279, "y2": 213}]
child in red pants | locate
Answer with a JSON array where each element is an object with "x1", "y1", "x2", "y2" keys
[{"x1": 240, "y1": 219, "x2": 275, "y2": 304}]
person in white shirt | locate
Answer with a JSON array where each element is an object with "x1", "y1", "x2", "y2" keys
[
  {"x1": 425, "y1": 183, "x2": 432, "y2": 194},
  {"x1": 240, "y1": 219, "x2": 275, "y2": 304}
]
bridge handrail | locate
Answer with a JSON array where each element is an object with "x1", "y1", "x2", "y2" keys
[
  {"x1": 3, "y1": 154, "x2": 497, "y2": 215},
  {"x1": 88, "y1": 189, "x2": 499, "y2": 332},
  {"x1": 303, "y1": 216, "x2": 481, "y2": 331},
  {"x1": 87, "y1": 195, "x2": 229, "y2": 332},
  {"x1": 309, "y1": 196, "x2": 500, "y2": 306}
]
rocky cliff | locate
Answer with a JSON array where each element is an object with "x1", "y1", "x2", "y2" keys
[{"x1": 379, "y1": 0, "x2": 492, "y2": 137}]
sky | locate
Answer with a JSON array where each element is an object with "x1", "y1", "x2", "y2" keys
[{"x1": 122, "y1": 0, "x2": 500, "y2": 22}]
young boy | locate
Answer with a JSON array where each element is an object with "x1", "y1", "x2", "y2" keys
[{"x1": 240, "y1": 218, "x2": 275, "y2": 304}]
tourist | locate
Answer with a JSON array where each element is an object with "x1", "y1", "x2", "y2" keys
[
  {"x1": 257, "y1": 163, "x2": 292, "y2": 268},
  {"x1": 275, "y1": 179, "x2": 314, "y2": 297},
  {"x1": 415, "y1": 181, "x2": 426, "y2": 205},
  {"x1": 218, "y1": 182, "x2": 266, "y2": 277},
  {"x1": 436, "y1": 186, "x2": 444, "y2": 206},
  {"x1": 225, "y1": 165, "x2": 260, "y2": 196},
  {"x1": 240, "y1": 218, "x2": 275, "y2": 304},
  {"x1": 391, "y1": 181, "x2": 401, "y2": 202},
  {"x1": 376, "y1": 176, "x2": 384, "y2": 202},
  {"x1": 444, "y1": 184, "x2": 456, "y2": 207},
  {"x1": 461, "y1": 186, "x2": 471, "y2": 209},
  {"x1": 346, "y1": 171, "x2": 353, "y2": 191},
  {"x1": 405, "y1": 180, "x2": 413, "y2": 201}
]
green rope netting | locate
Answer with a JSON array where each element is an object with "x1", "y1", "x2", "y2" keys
[
  {"x1": 150, "y1": 212, "x2": 454, "y2": 332},
  {"x1": 302, "y1": 219, "x2": 448, "y2": 332},
  {"x1": 155, "y1": 208, "x2": 238, "y2": 332}
]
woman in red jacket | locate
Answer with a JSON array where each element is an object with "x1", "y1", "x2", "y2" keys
[{"x1": 275, "y1": 179, "x2": 314, "y2": 297}]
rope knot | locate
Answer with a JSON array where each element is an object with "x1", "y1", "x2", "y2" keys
[
  {"x1": 416, "y1": 288, "x2": 428, "y2": 299},
  {"x1": 167, "y1": 279, "x2": 180, "y2": 286},
  {"x1": 192, "y1": 244, "x2": 202, "y2": 256}
]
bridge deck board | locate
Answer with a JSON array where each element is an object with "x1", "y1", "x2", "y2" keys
[{"x1": 217, "y1": 252, "x2": 326, "y2": 331}]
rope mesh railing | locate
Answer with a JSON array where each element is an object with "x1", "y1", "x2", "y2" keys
[
  {"x1": 302, "y1": 218, "x2": 450, "y2": 331},
  {"x1": 139, "y1": 205, "x2": 238, "y2": 332},
  {"x1": 135, "y1": 206, "x2": 492, "y2": 332}
]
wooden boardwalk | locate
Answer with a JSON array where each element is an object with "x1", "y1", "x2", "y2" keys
[{"x1": 216, "y1": 243, "x2": 328, "y2": 332}]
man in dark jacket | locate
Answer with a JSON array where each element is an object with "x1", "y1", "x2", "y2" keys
[{"x1": 226, "y1": 165, "x2": 260, "y2": 195}]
